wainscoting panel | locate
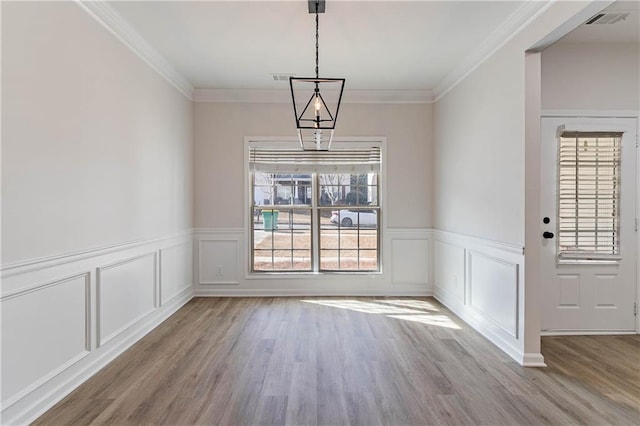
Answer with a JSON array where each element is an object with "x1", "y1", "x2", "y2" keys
[
  {"x1": 1, "y1": 273, "x2": 90, "y2": 407},
  {"x1": 434, "y1": 240, "x2": 465, "y2": 301},
  {"x1": 199, "y1": 238, "x2": 240, "y2": 285},
  {"x1": 194, "y1": 228, "x2": 431, "y2": 296},
  {"x1": 97, "y1": 253, "x2": 157, "y2": 347},
  {"x1": 159, "y1": 243, "x2": 193, "y2": 305},
  {"x1": 391, "y1": 236, "x2": 429, "y2": 285},
  {"x1": 0, "y1": 231, "x2": 193, "y2": 425},
  {"x1": 432, "y1": 230, "x2": 528, "y2": 365},
  {"x1": 468, "y1": 251, "x2": 519, "y2": 338}
]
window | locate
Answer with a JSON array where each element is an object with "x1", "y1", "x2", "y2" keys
[
  {"x1": 318, "y1": 173, "x2": 378, "y2": 271},
  {"x1": 557, "y1": 131, "x2": 622, "y2": 260},
  {"x1": 250, "y1": 144, "x2": 381, "y2": 272}
]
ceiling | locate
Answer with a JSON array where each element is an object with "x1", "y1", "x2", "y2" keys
[
  {"x1": 107, "y1": 0, "x2": 526, "y2": 92},
  {"x1": 558, "y1": 1, "x2": 639, "y2": 44},
  {"x1": 102, "y1": 0, "x2": 639, "y2": 98}
]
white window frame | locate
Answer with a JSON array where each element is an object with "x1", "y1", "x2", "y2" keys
[{"x1": 244, "y1": 137, "x2": 386, "y2": 276}]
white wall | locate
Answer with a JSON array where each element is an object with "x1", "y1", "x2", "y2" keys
[
  {"x1": 194, "y1": 102, "x2": 433, "y2": 229},
  {"x1": 2, "y1": 1, "x2": 193, "y2": 265},
  {"x1": 542, "y1": 42, "x2": 640, "y2": 111},
  {"x1": 432, "y1": 1, "x2": 601, "y2": 366},
  {"x1": 193, "y1": 102, "x2": 434, "y2": 295},
  {"x1": 434, "y1": 41, "x2": 526, "y2": 246},
  {"x1": 1, "y1": 3, "x2": 194, "y2": 423}
]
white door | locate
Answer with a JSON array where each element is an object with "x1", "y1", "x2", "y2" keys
[{"x1": 541, "y1": 117, "x2": 637, "y2": 332}]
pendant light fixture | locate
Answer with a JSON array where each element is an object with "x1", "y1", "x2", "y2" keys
[{"x1": 290, "y1": 0, "x2": 345, "y2": 151}]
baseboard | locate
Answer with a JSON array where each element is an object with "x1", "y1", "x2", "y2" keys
[
  {"x1": 2, "y1": 288, "x2": 193, "y2": 425},
  {"x1": 194, "y1": 289, "x2": 433, "y2": 297},
  {"x1": 541, "y1": 330, "x2": 637, "y2": 336},
  {"x1": 433, "y1": 293, "x2": 525, "y2": 365},
  {"x1": 522, "y1": 352, "x2": 547, "y2": 367},
  {"x1": 428, "y1": 229, "x2": 547, "y2": 367}
]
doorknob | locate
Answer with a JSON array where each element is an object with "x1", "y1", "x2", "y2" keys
[{"x1": 543, "y1": 231, "x2": 554, "y2": 239}]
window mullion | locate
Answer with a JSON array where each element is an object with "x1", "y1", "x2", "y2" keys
[
  {"x1": 574, "y1": 135, "x2": 579, "y2": 249},
  {"x1": 250, "y1": 171, "x2": 256, "y2": 271},
  {"x1": 311, "y1": 172, "x2": 320, "y2": 272}
]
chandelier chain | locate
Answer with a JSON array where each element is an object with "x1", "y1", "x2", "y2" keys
[{"x1": 315, "y1": 1, "x2": 319, "y2": 79}]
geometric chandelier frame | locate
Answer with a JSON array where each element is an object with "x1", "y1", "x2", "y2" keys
[{"x1": 290, "y1": 0, "x2": 345, "y2": 151}]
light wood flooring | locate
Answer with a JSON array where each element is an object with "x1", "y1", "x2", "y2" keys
[{"x1": 36, "y1": 297, "x2": 640, "y2": 425}]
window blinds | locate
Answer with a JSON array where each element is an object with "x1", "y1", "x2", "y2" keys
[
  {"x1": 558, "y1": 131, "x2": 622, "y2": 258},
  {"x1": 249, "y1": 146, "x2": 381, "y2": 173}
]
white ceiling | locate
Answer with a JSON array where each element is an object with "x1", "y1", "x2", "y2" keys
[
  {"x1": 107, "y1": 0, "x2": 527, "y2": 92},
  {"x1": 101, "y1": 0, "x2": 639, "y2": 99}
]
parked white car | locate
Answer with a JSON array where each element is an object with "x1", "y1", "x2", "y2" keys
[{"x1": 330, "y1": 209, "x2": 377, "y2": 227}]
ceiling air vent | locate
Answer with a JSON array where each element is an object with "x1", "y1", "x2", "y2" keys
[
  {"x1": 271, "y1": 73, "x2": 295, "y2": 81},
  {"x1": 585, "y1": 12, "x2": 629, "y2": 25}
]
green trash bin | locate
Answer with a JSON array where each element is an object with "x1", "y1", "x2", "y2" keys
[{"x1": 262, "y1": 210, "x2": 279, "y2": 230}]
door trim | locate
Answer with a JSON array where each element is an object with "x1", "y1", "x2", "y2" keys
[{"x1": 542, "y1": 110, "x2": 639, "y2": 118}]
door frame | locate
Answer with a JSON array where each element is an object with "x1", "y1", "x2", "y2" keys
[{"x1": 540, "y1": 110, "x2": 639, "y2": 334}]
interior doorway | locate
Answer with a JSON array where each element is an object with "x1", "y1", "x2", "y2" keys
[{"x1": 540, "y1": 117, "x2": 637, "y2": 332}]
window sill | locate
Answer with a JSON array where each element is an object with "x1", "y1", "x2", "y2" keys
[{"x1": 245, "y1": 271, "x2": 383, "y2": 280}]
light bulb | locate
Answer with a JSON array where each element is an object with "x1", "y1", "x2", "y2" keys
[{"x1": 314, "y1": 96, "x2": 321, "y2": 118}]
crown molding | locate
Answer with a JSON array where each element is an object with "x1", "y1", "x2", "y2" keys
[
  {"x1": 345, "y1": 89, "x2": 434, "y2": 104},
  {"x1": 75, "y1": 0, "x2": 549, "y2": 105},
  {"x1": 193, "y1": 89, "x2": 289, "y2": 103},
  {"x1": 75, "y1": 1, "x2": 194, "y2": 100},
  {"x1": 433, "y1": 0, "x2": 556, "y2": 102},
  {"x1": 193, "y1": 88, "x2": 434, "y2": 104}
]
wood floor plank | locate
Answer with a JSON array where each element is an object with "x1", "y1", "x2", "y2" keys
[
  {"x1": 35, "y1": 297, "x2": 640, "y2": 425},
  {"x1": 284, "y1": 361, "x2": 317, "y2": 426}
]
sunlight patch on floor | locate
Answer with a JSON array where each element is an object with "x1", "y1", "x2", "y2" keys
[
  {"x1": 301, "y1": 299, "x2": 460, "y2": 330},
  {"x1": 376, "y1": 299, "x2": 440, "y2": 312},
  {"x1": 301, "y1": 299, "x2": 421, "y2": 315},
  {"x1": 388, "y1": 314, "x2": 461, "y2": 329}
]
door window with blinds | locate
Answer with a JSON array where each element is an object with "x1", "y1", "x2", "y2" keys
[
  {"x1": 557, "y1": 131, "x2": 622, "y2": 260},
  {"x1": 249, "y1": 143, "x2": 381, "y2": 272}
]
